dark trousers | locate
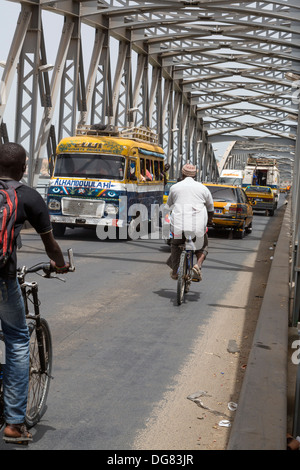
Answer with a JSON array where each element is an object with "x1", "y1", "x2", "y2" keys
[{"x1": 166, "y1": 232, "x2": 208, "y2": 273}]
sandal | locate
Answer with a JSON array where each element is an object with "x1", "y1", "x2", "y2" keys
[
  {"x1": 287, "y1": 434, "x2": 300, "y2": 451},
  {"x1": 192, "y1": 264, "x2": 202, "y2": 281},
  {"x1": 3, "y1": 423, "x2": 32, "y2": 444},
  {"x1": 170, "y1": 271, "x2": 178, "y2": 280}
]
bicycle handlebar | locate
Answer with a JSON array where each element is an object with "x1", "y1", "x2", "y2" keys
[{"x1": 18, "y1": 248, "x2": 75, "y2": 279}]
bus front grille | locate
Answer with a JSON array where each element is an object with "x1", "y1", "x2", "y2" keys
[{"x1": 61, "y1": 198, "x2": 105, "y2": 217}]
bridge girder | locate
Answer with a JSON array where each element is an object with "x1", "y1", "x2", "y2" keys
[{"x1": 0, "y1": 0, "x2": 298, "y2": 186}]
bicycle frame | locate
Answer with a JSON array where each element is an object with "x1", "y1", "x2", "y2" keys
[
  {"x1": 0, "y1": 279, "x2": 48, "y2": 430},
  {"x1": 17, "y1": 248, "x2": 74, "y2": 375},
  {"x1": 0, "y1": 249, "x2": 74, "y2": 433}
]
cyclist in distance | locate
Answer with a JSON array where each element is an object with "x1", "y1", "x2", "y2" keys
[
  {"x1": 165, "y1": 163, "x2": 214, "y2": 281},
  {"x1": 0, "y1": 142, "x2": 70, "y2": 444}
]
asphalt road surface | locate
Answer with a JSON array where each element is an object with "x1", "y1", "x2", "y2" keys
[{"x1": 0, "y1": 194, "x2": 288, "y2": 451}]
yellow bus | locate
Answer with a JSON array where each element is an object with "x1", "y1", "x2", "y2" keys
[{"x1": 47, "y1": 125, "x2": 165, "y2": 238}]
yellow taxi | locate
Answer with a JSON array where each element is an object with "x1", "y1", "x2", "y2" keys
[
  {"x1": 244, "y1": 185, "x2": 276, "y2": 216},
  {"x1": 204, "y1": 183, "x2": 253, "y2": 238}
]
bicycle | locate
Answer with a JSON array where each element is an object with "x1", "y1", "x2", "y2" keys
[
  {"x1": 0, "y1": 248, "x2": 75, "y2": 439},
  {"x1": 177, "y1": 236, "x2": 199, "y2": 305}
]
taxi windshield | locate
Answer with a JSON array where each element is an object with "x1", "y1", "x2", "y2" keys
[{"x1": 54, "y1": 153, "x2": 125, "y2": 180}]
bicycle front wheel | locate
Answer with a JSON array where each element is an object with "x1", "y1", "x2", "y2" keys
[
  {"x1": 26, "y1": 318, "x2": 53, "y2": 428},
  {"x1": 177, "y1": 250, "x2": 187, "y2": 305}
]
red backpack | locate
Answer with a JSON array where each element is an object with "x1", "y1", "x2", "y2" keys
[{"x1": 0, "y1": 180, "x2": 20, "y2": 269}]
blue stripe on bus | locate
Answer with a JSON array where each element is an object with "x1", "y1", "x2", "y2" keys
[{"x1": 138, "y1": 148, "x2": 165, "y2": 158}]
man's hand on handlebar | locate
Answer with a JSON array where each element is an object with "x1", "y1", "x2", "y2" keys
[
  {"x1": 50, "y1": 249, "x2": 75, "y2": 274},
  {"x1": 50, "y1": 260, "x2": 70, "y2": 274}
]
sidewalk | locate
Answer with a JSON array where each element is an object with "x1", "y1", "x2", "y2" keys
[{"x1": 227, "y1": 200, "x2": 292, "y2": 450}]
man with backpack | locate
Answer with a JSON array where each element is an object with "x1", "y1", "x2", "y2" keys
[{"x1": 0, "y1": 142, "x2": 69, "y2": 444}]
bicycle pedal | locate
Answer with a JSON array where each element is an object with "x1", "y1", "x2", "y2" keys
[{"x1": 191, "y1": 278, "x2": 200, "y2": 282}]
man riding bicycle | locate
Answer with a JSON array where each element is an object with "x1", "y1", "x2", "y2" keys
[
  {"x1": 165, "y1": 163, "x2": 214, "y2": 281},
  {"x1": 0, "y1": 143, "x2": 70, "y2": 444}
]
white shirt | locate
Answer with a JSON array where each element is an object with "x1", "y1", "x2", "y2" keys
[{"x1": 166, "y1": 177, "x2": 214, "y2": 244}]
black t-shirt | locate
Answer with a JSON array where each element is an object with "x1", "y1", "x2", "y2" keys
[{"x1": 0, "y1": 180, "x2": 52, "y2": 279}]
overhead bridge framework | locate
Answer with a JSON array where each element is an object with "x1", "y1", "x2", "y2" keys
[
  {"x1": 1, "y1": 0, "x2": 299, "y2": 184},
  {"x1": 3, "y1": 0, "x2": 300, "y2": 441},
  {"x1": 1, "y1": 1, "x2": 300, "y2": 323}
]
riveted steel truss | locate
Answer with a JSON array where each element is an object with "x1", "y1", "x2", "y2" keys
[
  {"x1": 0, "y1": 0, "x2": 298, "y2": 195},
  {"x1": 2, "y1": 0, "x2": 300, "y2": 437},
  {"x1": 1, "y1": 0, "x2": 299, "y2": 185}
]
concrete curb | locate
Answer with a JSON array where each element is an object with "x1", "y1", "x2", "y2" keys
[{"x1": 227, "y1": 202, "x2": 291, "y2": 450}]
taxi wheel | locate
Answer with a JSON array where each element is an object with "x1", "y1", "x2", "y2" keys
[{"x1": 236, "y1": 221, "x2": 245, "y2": 239}]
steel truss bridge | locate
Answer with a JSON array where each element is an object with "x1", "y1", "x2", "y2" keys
[
  {"x1": 1, "y1": 1, "x2": 299, "y2": 184},
  {"x1": 0, "y1": 7, "x2": 299, "y2": 275},
  {"x1": 1, "y1": 0, "x2": 300, "y2": 446},
  {"x1": 1, "y1": 0, "x2": 300, "y2": 310},
  {"x1": 1, "y1": 4, "x2": 300, "y2": 297}
]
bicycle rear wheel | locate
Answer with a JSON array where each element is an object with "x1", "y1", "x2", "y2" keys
[
  {"x1": 25, "y1": 318, "x2": 53, "y2": 428},
  {"x1": 177, "y1": 250, "x2": 187, "y2": 305},
  {"x1": 184, "y1": 252, "x2": 192, "y2": 293}
]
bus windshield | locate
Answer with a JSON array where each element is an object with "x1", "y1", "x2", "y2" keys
[{"x1": 54, "y1": 153, "x2": 126, "y2": 180}]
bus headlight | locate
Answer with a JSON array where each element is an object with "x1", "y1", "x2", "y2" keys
[
  {"x1": 105, "y1": 204, "x2": 119, "y2": 215},
  {"x1": 48, "y1": 198, "x2": 61, "y2": 211}
]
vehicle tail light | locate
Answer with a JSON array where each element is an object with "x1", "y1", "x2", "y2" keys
[{"x1": 229, "y1": 204, "x2": 243, "y2": 216}]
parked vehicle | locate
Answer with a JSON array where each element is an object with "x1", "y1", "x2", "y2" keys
[
  {"x1": 244, "y1": 185, "x2": 276, "y2": 216},
  {"x1": 204, "y1": 183, "x2": 253, "y2": 238}
]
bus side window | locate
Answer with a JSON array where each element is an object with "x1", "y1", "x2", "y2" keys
[
  {"x1": 145, "y1": 159, "x2": 153, "y2": 181},
  {"x1": 128, "y1": 160, "x2": 137, "y2": 180},
  {"x1": 140, "y1": 157, "x2": 152, "y2": 181},
  {"x1": 154, "y1": 160, "x2": 160, "y2": 181},
  {"x1": 159, "y1": 161, "x2": 164, "y2": 180},
  {"x1": 140, "y1": 158, "x2": 145, "y2": 180}
]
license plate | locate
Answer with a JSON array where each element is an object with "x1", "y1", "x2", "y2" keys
[
  {"x1": 215, "y1": 209, "x2": 222, "y2": 214},
  {"x1": 256, "y1": 198, "x2": 263, "y2": 202}
]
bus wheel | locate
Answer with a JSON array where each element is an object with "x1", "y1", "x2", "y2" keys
[{"x1": 52, "y1": 223, "x2": 66, "y2": 237}]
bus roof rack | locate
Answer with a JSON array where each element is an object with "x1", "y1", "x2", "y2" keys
[
  {"x1": 76, "y1": 124, "x2": 159, "y2": 145},
  {"x1": 246, "y1": 156, "x2": 277, "y2": 166}
]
